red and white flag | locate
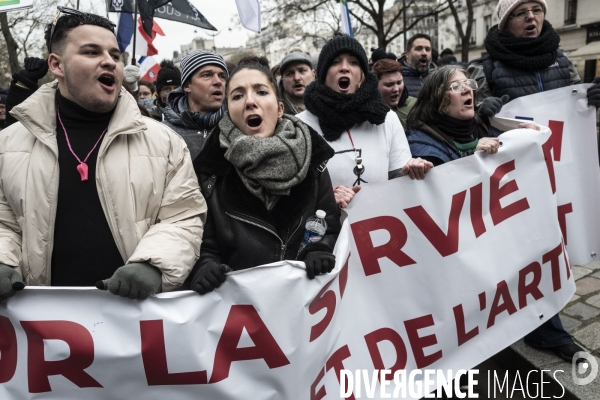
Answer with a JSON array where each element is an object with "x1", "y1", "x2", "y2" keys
[
  {"x1": 139, "y1": 56, "x2": 160, "y2": 82},
  {"x1": 117, "y1": 13, "x2": 165, "y2": 57}
]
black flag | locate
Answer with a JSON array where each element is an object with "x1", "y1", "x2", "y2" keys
[
  {"x1": 137, "y1": 0, "x2": 169, "y2": 36},
  {"x1": 107, "y1": 0, "x2": 216, "y2": 31}
]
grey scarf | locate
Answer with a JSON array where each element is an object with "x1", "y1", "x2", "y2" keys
[{"x1": 219, "y1": 113, "x2": 312, "y2": 210}]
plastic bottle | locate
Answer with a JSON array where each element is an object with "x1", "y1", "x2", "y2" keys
[{"x1": 299, "y1": 210, "x2": 327, "y2": 253}]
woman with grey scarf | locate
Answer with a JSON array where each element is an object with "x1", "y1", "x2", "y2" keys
[{"x1": 188, "y1": 59, "x2": 341, "y2": 295}]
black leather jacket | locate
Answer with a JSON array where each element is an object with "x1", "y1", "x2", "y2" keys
[{"x1": 191, "y1": 125, "x2": 341, "y2": 272}]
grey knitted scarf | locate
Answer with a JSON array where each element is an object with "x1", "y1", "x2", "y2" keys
[{"x1": 219, "y1": 113, "x2": 312, "y2": 210}]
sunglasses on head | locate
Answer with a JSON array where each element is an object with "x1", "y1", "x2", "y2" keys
[{"x1": 48, "y1": 6, "x2": 116, "y2": 53}]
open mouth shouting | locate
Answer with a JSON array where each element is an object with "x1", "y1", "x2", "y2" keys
[
  {"x1": 246, "y1": 114, "x2": 263, "y2": 130},
  {"x1": 293, "y1": 83, "x2": 305, "y2": 92},
  {"x1": 463, "y1": 97, "x2": 473, "y2": 108},
  {"x1": 98, "y1": 73, "x2": 116, "y2": 92},
  {"x1": 338, "y1": 77, "x2": 351, "y2": 93},
  {"x1": 419, "y1": 57, "x2": 429, "y2": 67},
  {"x1": 211, "y1": 90, "x2": 223, "y2": 100},
  {"x1": 524, "y1": 24, "x2": 537, "y2": 35}
]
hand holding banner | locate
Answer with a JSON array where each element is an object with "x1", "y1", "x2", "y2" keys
[{"x1": 0, "y1": 127, "x2": 577, "y2": 399}]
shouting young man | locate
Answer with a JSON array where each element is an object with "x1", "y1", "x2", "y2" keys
[
  {"x1": 0, "y1": 8, "x2": 206, "y2": 302},
  {"x1": 279, "y1": 51, "x2": 316, "y2": 115}
]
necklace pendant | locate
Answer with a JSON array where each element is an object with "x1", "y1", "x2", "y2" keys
[{"x1": 77, "y1": 163, "x2": 89, "y2": 182}]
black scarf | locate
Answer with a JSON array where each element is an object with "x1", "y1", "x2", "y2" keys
[
  {"x1": 437, "y1": 114, "x2": 479, "y2": 140},
  {"x1": 303, "y1": 73, "x2": 389, "y2": 141},
  {"x1": 484, "y1": 20, "x2": 560, "y2": 71},
  {"x1": 415, "y1": 115, "x2": 489, "y2": 151}
]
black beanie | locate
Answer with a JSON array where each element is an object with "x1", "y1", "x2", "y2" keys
[
  {"x1": 317, "y1": 34, "x2": 369, "y2": 83},
  {"x1": 155, "y1": 60, "x2": 182, "y2": 95}
]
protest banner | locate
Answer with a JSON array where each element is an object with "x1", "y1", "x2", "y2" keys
[
  {"x1": 495, "y1": 84, "x2": 600, "y2": 265},
  {"x1": 0, "y1": 0, "x2": 33, "y2": 12},
  {"x1": 0, "y1": 127, "x2": 576, "y2": 399}
]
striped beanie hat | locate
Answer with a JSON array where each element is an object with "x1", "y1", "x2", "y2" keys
[{"x1": 180, "y1": 50, "x2": 228, "y2": 85}]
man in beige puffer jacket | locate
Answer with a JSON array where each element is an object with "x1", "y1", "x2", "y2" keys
[{"x1": 0, "y1": 9, "x2": 206, "y2": 301}]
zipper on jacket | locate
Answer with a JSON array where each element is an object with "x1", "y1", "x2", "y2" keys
[
  {"x1": 225, "y1": 212, "x2": 303, "y2": 261},
  {"x1": 202, "y1": 129, "x2": 207, "y2": 138},
  {"x1": 288, "y1": 218, "x2": 303, "y2": 260},
  {"x1": 536, "y1": 71, "x2": 544, "y2": 92}
]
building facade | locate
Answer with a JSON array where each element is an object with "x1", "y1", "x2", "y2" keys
[
  {"x1": 437, "y1": 0, "x2": 499, "y2": 62},
  {"x1": 173, "y1": 37, "x2": 245, "y2": 66},
  {"x1": 355, "y1": 0, "x2": 439, "y2": 60},
  {"x1": 546, "y1": 0, "x2": 600, "y2": 82},
  {"x1": 245, "y1": 22, "x2": 325, "y2": 68}
]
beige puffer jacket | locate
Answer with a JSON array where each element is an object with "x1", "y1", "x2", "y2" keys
[{"x1": 0, "y1": 81, "x2": 207, "y2": 291}]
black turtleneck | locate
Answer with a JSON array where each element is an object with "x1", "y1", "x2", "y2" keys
[{"x1": 51, "y1": 92, "x2": 124, "y2": 286}]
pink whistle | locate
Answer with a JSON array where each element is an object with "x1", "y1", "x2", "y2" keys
[{"x1": 77, "y1": 163, "x2": 89, "y2": 181}]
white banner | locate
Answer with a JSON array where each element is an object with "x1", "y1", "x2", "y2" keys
[
  {"x1": 0, "y1": 128, "x2": 577, "y2": 399},
  {"x1": 495, "y1": 84, "x2": 600, "y2": 265},
  {"x1": 0, "y1": 0, "x2": 33, "y2": 13}
]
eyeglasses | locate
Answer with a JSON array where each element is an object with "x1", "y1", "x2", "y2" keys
[
  {"x1": 447, "y1": 79, "x2": 478, "y2": 93},
  {"x1": 510, "y1": 7, "x2": 544, "y2": 20},
  {"x1": 48, "y1": 6, "x2": 116, "y2": 53}
]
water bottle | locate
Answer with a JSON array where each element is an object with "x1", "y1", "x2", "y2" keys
[{"x1": 299, "y1": 210, "x2": 327, "y2": 253}]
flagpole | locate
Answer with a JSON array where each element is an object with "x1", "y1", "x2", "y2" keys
[{"x1": 132, "y1": 0, "x2": 139, "y2": 65}]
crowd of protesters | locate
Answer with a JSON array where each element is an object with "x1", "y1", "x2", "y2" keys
[{"x1": 1, "y1": 0, "x2": 600, "y2": 369}]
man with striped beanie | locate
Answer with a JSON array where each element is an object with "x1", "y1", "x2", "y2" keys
[{"x1": 163, "y1": 50, "x2": 229, "y2": 160}]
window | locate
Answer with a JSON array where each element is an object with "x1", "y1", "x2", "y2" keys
[
  {"x1": 470, "y1": 20, "x2": 477, "y2": 45},
  {"x1": 484, "y1": 15, "x2": 492, "y2": 34},
  {"x1": 565, "y1": 0, "x2": 577, "y2": 25}
]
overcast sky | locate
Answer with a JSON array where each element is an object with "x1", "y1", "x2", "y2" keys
[
  {"x1": 149, "y1": 0, "x2": 251, "y2": 61},
  {"x1": 81, "y1": 0, "x2": 252, "y2": 62}
]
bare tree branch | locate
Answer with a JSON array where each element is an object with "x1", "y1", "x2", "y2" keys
[
  {"x1": 0, "y1": 13, "x2": 20, "y2": 74},
  {"x1": 445, "y1": 0, "x2": 475, "y2": 62}
]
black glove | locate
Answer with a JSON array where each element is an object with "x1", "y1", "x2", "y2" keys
[
  {"x1": 21, "y1": 57, "x2": 49, "y2": 82},
  {"x1": 587, "y1": 77, "x2": 600, "y2": 108},
  {"x1": 13, "y1": 57, "x2": 48, "y2": 90},
  {"x1": 478, "y1": 95, "x2": 509, "y2": 118},
  {"x1": 191, "y1": 263, "x2": 230, "y2": 295},
  {"x1": 304, "y1": 251, "x2": 336, "y2": 279},
  {"x1": 96, "y1": 262, "x2": 162, "y2": 300},
  {"x1": 0, "y1": 263, "x2": 25, "y2": 303}
]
